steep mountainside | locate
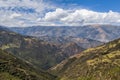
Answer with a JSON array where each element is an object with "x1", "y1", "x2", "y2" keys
[
  {"x1": 0, "y1": 49, "x2": 56, "y2": 80},
  {"x1": 10, "y1": 25, "x2": 120, "y2": 42},
  {"x1": 52, "y1": 38, "x2": 120, "y2": 80},
  {"x1": 0, "y1": 26, "x2": 84, "y2": 70}
]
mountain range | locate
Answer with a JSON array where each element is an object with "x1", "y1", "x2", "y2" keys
[
  {"x1": 10, "y1": 24, "x2": 120, "y2": 42},
  {"x1": 0, "y1": 25, "x2": 120, "y2": 80}
]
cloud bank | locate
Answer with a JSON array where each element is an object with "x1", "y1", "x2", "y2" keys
[{"x1": 0, "y1": 0, "x2": 120, "y2": 27}]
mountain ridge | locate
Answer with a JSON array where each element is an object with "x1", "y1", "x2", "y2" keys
[{"x1": 9, "y1": 24, "x2": 120, "y2": 42}]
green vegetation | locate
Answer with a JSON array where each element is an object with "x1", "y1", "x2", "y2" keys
[
  {"x1": 0, "y1": 72, "x2": 21, "y2": 80},
  {"x1": 50, "y1": 57, "x2": 77, "y2": 75},
  {"x1": 0, "y1": 49, "x2": 56, "y2": 80}
]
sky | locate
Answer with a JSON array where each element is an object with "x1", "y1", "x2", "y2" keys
[
  {"x1": 49, "y1": 0, "x2": 120, "y2": 12},
  {"x1": 0, "y1": 0, "x2": 120, "y2": 27}
]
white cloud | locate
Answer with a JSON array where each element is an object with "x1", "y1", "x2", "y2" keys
[
  {"x1": 10, "y1": 13, "x2": 22, "y2": 19},
  {"x1": 43, "y1": 8, "x2": 68, "y2": 21},
  {"x1": 60, "y1": 9, "x2": 120, "y2": 26},
  {"x1": 0, "y1": 0, "x2": 120, "y2": 27},
  {"x1": 0, "y1": 0, "x2": 56, "y2": 27},
  {"x1": 0, "y1": 0, "x2": 49, "y2": 12},
  {"x1": 42, "y1": 9, "x2": 120, "y2": 26}
]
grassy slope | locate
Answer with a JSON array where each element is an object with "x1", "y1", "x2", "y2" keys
[
  {"x1": 52, "y1": 38, "x2": 120, "y2": 80},
  {"x1": 0, "y1": 72, "x2": 21, "y2": 80},
  {"x1": 0, "y1": 49, "x2": 56, "y2": 80}
]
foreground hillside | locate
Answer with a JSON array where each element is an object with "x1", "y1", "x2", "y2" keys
[
  {"x1": 52, "y1": 38, "x2": 120, "y2": 80},
  {"x1": 0, "y1": 49, "x2": 56, "y2": 80}
]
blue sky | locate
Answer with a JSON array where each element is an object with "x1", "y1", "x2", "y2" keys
[
  {"x1": 49, "y1": 0, "x2": 120, "y2": 12},
  {"x1": 0, "y1": 0, "x2": 120, "y2": 27}
]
